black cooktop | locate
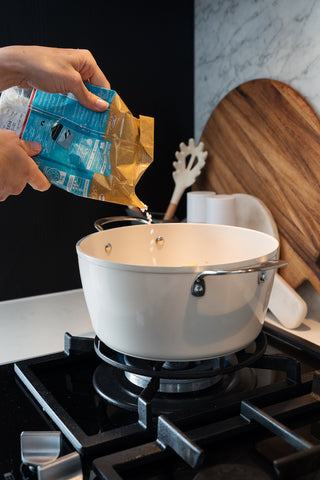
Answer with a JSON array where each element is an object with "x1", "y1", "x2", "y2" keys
[{"x1": 2, "y1": 326, "x2": 320, "y2": 480}]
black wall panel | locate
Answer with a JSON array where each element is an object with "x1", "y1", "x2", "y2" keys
[{"x1": 0, "y1": 0, "x2": 194, "y2": 300}]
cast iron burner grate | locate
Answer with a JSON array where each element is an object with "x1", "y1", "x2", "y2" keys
[
  {"x1": 92, "y1": 357, "x2": 257, "y2": 415},
  {"x1": 93, "y1": 331, "x2": 268, "y2": 380},
  {"x1": 92, "y1": 333, "x2": 268, "y2": 415},
  {"x1": 15, "y1": 330, "x2": 317, "y2": 478},
  {"x1": 194, "y1": 463, "x2": 274, "y2": 479}
]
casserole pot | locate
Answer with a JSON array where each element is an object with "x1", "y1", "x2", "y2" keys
[{"x1": 76, "y1": 219, "x2": 285, "y2": 361}]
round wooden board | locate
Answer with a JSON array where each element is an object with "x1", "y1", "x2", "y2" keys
[{"x1": 194, "y1": 79, "x2": 320, "y2": 294}]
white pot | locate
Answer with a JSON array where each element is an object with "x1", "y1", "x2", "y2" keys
[{"x1": 76, "y1": 221, "x2": 284, "y2": 361}]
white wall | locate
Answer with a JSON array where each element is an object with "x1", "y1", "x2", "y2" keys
[{"x1": 195, "y1": 0, "x2": 320, "y2": 141}]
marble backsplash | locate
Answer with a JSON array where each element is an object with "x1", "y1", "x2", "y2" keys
[{"x1": 195, "y1": 0, "x2": 320, "y2": 141}]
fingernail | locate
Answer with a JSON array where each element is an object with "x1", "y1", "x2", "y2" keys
[
  {"x1": 95, "y1": 98, "x2": 109, "y2": 111},
  {"x1": 29, "y1": 141, "x2": 42, "y2": 155}
]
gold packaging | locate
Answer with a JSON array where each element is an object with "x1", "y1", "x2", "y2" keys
[{"x1": 89, "y1": 94, "x2": 154, "y2": 209}]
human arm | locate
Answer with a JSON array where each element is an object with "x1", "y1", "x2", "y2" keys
[
  {"x1": 0, "y1": 45, "x2": 110, "y2": 200},
  {"x1": 0, "y1": 45, "x2": 110, "y2": 111}
]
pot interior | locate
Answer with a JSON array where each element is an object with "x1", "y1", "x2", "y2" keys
[{"x1": 77, "y1": 223, "x2": 279, "y2": 268}]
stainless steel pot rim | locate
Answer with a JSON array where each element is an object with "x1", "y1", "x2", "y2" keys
[{"x1": 86, "y1": 221, "x2": 279, "y2": 236}]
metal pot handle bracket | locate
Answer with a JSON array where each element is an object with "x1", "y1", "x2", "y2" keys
[
  {"x1": 191, "y1": 259, "x2": 287, "y2": 297},
  {"x1": 94, "y1": 216, "x2": 149, "y2": 231}
]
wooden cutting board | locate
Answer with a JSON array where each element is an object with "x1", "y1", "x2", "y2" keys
[{"x1": 194, "y1": 79, "x2": 320, "y2": 295}]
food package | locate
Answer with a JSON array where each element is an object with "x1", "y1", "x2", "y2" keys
[{"x1": 0, "y1": 85, "x2": 154, "y2": 208}]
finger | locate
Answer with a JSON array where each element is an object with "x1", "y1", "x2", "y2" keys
[
  {"x1": 20, "y1": 140, "x2": 42, "y2": 157},
  {"x1": 19, "y1": 145, "x2": 51, "y2": 192},
  {"x1": 28, "y1": 163, "x2": 51, "y2": 192},
  {"x1": 71, "y1": 78, "x2": 109, "y2": 112},
  {"x1": 88, "y1": 67, "x2": 111, "y2": 90},
  {"x1": 76, "y1": 49, "x2": 110, "y2": 89}
]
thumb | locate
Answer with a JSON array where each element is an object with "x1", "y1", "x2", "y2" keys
[
  {"x1": 20, "y1": 141, "x2": 51, "y2": 191},
  {"x1": 28, "y1": 167, "x2": 51, "y2": 192},
  {"x1": 71, "y1": 81, "x2": 109, "y2": 112},
  {"x1": 21, "y1": 140, "x2": 42, "y2": 157},
  {"x1": 27, "y1": 158, "x2": 51, "y2": 192}
]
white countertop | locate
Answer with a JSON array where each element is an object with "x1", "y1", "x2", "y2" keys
[
  {"x1": 0, "y1": 289, "x2": 94, "y2": 365},
  {"x1": 266, "y1": 281, "x2": 320, "y2": 349}
]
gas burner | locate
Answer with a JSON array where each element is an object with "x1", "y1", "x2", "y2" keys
[
  {"x1": 14, "y1": 331, "x2": 320, "y2": 480},
  {"x1": 92, "y1": 360, "x2": 257, "y2": 414},
  {"x1": 123, "y1": 355, "x2": 223, "y2": 393},
  {"x1": 92, "y1": 333, "x2": 267, "y2": 413},
  {"x1": 93, "y1": 331, "x2": 268, "y2": 380}
]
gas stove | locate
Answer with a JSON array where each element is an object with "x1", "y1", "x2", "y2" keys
[{"x1": 2, "y1": 325, "x2": 320, "y2": 480}]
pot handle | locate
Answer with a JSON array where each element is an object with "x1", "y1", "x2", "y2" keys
[
  {"x1": 191, "y1": 259, "x2": 287, "y2": 297},
  {"x1": 94, "y1": 216, "x2": 149, "y2": 232}
]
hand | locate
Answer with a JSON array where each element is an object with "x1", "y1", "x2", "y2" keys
[
  {"x1": 0, "y1": 45, "x2": 110, "y2": 111},
  {"x1": 0, "y1": 130, "x2": 51, "y2": 201}
]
